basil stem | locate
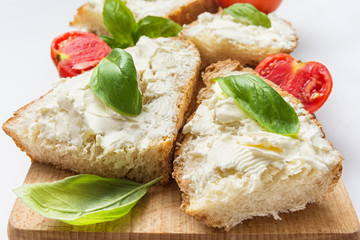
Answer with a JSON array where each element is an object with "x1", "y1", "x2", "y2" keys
[{"x1": 215, "y1": 74, "x2": 299, "y2": 136}]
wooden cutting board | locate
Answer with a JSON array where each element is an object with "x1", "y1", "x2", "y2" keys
[{"x1": 8, "y1": 163, "x2": 360, "y2": 240}]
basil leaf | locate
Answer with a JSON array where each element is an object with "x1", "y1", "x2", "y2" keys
[
  {"x1": 102, "y1": 0, "x2": 182, "y2": 48},
  {"x1": 90, "y1": 48, "x2": 142, "y2": 116},
  {"x1": 224, "y1": 3, "x2": 271, "y2": 28},
  {"x1": 133, "y1": 16, "x2": 182, "y2": 43},
  {"x1": 99, "y1": 35, "x2": 129, "y2": 49},
  {"x1": 13, "y1": 175, "x2": 162, "y2": 225},
  {"x1": 102, "y1": 0, "x2": 136, "y2": 49},
  {"x1": 216, "y1": 74, "x2": 299, "y2": 136}
]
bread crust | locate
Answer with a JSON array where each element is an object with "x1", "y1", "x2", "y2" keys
[
  {"x1": 2, "y1": 91, "x2": 52, "y2": 164},
  {"x1": 3, "y1": 38, "x2": 201, "y2": 185},
  {"x1": 173, "y1": 60, "x2": 343, "y2": 229},
  {"x1": 166, "y1": 0, "x2": 218, "y2": 26},
  {"x1": 70, "y1": 0, "x2": 219, "y2": 35},
  {"x1": 70, "y1": 4, "x2": 108, "y2": 35}
]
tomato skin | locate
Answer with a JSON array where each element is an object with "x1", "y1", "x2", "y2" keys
[
  {"x1": 217, "y1": 0, "x2": 282, "y2": 14},
  {"x1": 51, "y1": 31, "x2": 111, "y2": 78},
  {"x1": 255, "y1": 53, "x2": 333, "y2": 114},
  {"x1": 287, "y1": 62, "x2": 333, "y2": 114},
  {"x1": 255, "y1": 53, "x2": 294, "y2": 86}
]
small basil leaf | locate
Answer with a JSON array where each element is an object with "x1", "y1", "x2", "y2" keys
[
  {"x1": 13, "y1": 175, "x2": 162, "y2": 225},
  {"x1": 90, "y1": 48, "x2": 142, "y2": 116},
  {"x1": 216, "y1": 74, "x2": 299, "y2": 136},
  {"x1": 133, "y1": 16, "x2": 182, "y2": 43},
  {"x1": 99, "y1": 35, "x2": 129, "y2": 49},
  {"x1": 224, "y1": 3, "x2": 271, "y2": 28},
  {"x1": 102, "y1": 0, "x2": 136, "y2": 48}
]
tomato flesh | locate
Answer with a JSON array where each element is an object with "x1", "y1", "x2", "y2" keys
[
  {"x1": 255, "y1": 53, "x2": 333, "y2": 114},
  {"x1": 217, "y1": 0, "x2": 282, "y2": 14},
  {"x1": 51, "y1": 31, "x2": 111, "y2": 78}
]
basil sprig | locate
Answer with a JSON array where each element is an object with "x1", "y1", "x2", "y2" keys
[
  {"x1": 215, "y1": 74, "x2": 299, "y2": 136},
  {"x1": 13, "y1": 174, "x2": 162, "y2": 225},
  {"x1": 224, "y1": 3, "x2": 271, "y2": 28},
  {"x1": 101, "y1": 0, "x2": 182, "y2": 48},
  {"x1": 102, "y1": 0, "x2": 136, "y2": 48},
  {"x1": 90, "y1": 48, "x2": 142, "y2": 116}
]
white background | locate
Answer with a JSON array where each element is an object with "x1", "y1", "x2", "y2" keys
[{"x1": 0, "y1": 0, "x2": 359, "y2": 239}]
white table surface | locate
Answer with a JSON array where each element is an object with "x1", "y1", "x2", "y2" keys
[{"x1": 0, "y1": 1, "x2": 359, "y2": 239}]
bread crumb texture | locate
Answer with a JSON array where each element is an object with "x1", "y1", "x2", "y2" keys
[
  {"x1": 3, "y1": 37, "x2": 200, "y2": 184},
  {"x1": 173, "y1": 60, "x2": 342, "y2": 230}
]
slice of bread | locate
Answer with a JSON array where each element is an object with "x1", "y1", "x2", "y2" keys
[
  {"x1": 70, "y1": 0, "x2": 219, "y2": 35},
  {"x1": 3, "y1": 36, "x2": 201, "y2": 184},
  {"x1": 173, "y1": 60, "x2": 343, "y2": 230},
  {"x1": 182, "y1": 11, "x2": 298, "y2": 68}
]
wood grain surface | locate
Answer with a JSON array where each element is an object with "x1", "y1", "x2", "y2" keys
[{"x1": 8, "y1": 163, "x2": 360, "y2": 240}]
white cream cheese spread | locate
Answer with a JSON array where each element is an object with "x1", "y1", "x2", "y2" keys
[
  {"x1": 88, "y1": 0, "x2": 189, "y2": 20},
  {"x1": 29, "y1": 36, "x2": 198, "y2": 153},
  {"x1": 179, "y1": 73, "x2": 340, "y2": 196},
  {"x1": 183, "y1": 12, "x2": 297, "y2": 49}
]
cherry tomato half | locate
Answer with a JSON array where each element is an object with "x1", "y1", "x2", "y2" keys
[
  {"x1": 217, "y1": 0, "x2": 282, "y2": 14},
  {"x1": 255, "y1": 53, "x2": 333, "y2": 114},
  {"x1": 51, "y1": 31, "x2": 111, "y2": 78}
]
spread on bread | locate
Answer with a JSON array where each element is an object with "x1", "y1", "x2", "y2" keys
[
  {"x1": 89, "y1": 0, "x2": 191, "y2": 21},
  {"x1": 70, "y1": 0, "x2": 219, "y2": 35},
  {"x1": 3, "y1": 36, "x2": 201, "y2": 184},
  {"x1": 173, "y1": 60, "x2": 342, "y2": 230},
  {"x1": 182, "y1": 9, "x2": 297, "y2": 67}
]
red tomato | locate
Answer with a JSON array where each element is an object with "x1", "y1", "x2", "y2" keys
[
  {"x1": 255, "y1": 53, "x2": 333, "y2": 114},
  {"x1": 217, "y1": 0, "x2": 282, "y2": 14},
  {"x1": 51, "y1": 31, "x2": 111, "y2": 78}
]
